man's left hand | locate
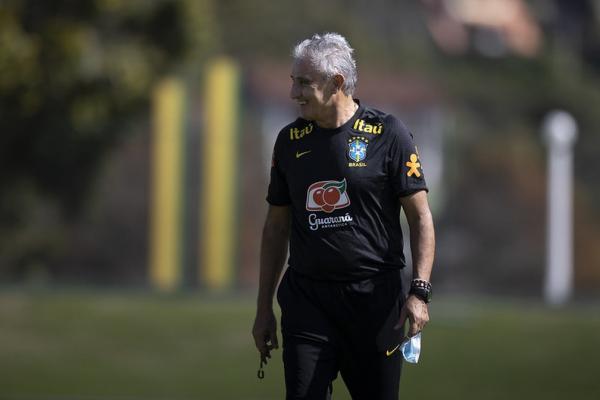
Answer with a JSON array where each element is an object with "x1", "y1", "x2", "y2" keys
[{"x1": 395, "y1": 295, "x2": 429, "y2": 338}]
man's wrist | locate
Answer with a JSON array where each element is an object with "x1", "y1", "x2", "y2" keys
[
  {"x1": 257, "y1": 300, "x2": 274, "y2": 310},
  {"x1": 256, "y1": 295, "x2": 274, "y2": 312},
  {"x1": 409, "y1": 279, "x2": 432, "y2": 303}
]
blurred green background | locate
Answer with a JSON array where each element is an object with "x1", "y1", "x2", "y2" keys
[
  {"x1": 1, "y1": 292, "x2": 599, "y2": 399},
  {"x1": 1, "y1": 0, "x2": 600, "y2": 398}
]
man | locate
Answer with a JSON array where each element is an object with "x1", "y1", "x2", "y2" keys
[{"x1": 252, "y1": 32, "x2": 435, "y2": 400}]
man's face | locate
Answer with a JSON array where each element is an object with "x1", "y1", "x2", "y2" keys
[{"x1": 290, "y1": 59, "x2": 335, "y2": 121}]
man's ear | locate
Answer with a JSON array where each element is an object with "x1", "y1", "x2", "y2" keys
[{"x1": 333, "y1": 74, "x2": 345, "y2": 93}]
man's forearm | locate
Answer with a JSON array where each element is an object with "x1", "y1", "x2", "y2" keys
[
  {"x1": 256, "y1": 221, "x2": 290, "y2": 311},
  {"x1": 408, "y1": 208, "x2": 435, "y2": 282}
]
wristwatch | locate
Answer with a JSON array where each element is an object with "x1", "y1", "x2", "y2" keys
[{"x1": 409, "y1": 279, "x2": 432, "y2": 303}]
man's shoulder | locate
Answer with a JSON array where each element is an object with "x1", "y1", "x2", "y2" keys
[
  {"x1": 360, "y1": 105, "x2": 389, "y2": 121},
  {"x1": 353, "y1": 105, "x2": 408, "y2": 137}
]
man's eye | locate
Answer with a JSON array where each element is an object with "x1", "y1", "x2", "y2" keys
[{"x1": 291, "y1": 78, "x2": 311, "y2": 86}]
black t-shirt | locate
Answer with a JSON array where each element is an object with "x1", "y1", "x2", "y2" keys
[{"x1": 267, "y1": 101, "x2": 428, "y2": 281}]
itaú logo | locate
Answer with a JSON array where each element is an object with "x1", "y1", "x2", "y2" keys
[{"x1": 305, "y1": 178, "x2": 351, "y2": 213}]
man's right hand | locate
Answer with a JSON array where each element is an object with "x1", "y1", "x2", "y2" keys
[{"x1": 252, "y1": 308, "x2": 279, "y2": 361}]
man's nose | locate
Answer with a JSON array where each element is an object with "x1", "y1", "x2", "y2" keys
[{"x1": 290, "y1": 82, "x2": 300, "y2": 99}]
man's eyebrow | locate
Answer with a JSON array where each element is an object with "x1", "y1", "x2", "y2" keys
[{"x1": 291, "y1": 75, "x2": 312, "y2": 82}]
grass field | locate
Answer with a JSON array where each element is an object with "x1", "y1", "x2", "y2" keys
[{"x1": 0, "y1": 290, "x2": 599, "y2": 400}]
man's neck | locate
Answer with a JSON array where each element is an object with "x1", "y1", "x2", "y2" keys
[{"x1": 315, "y1": 96, "x2": 358, "y2": 129}]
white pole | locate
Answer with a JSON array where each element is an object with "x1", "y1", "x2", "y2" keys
[{"x1": 543, "y1": 111, "x2": 577, "y2": 306}]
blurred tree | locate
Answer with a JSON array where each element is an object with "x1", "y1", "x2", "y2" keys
[
  {"x1": 0, "y1": 0, "x2": 217, "y2": 281},
  {"x1": 431, "y1": 44, "x2": 600, "y2": 295},
  {"x1": 1, "y1": 0, "x2": 598, "y2": 291}
]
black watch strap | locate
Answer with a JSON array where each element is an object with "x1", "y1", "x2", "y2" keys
[{"x1": 409, "y1": 279, "x2": 432, "y2": 303}]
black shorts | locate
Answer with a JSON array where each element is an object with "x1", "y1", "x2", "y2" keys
[{"x1": 277, "y1": 268, "x2": 405, "y2": 400}]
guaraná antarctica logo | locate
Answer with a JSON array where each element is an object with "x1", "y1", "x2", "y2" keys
[
  {"x1": 306, "y1": 178, "x2": 353, "y2": 231},
  {"x1": 306, "y1": 178, "x2": 351, "y2": 213}
]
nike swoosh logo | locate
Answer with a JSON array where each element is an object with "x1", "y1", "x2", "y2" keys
[
  {"x1": 386, "y1": 344, "x2": 400, "y2": 357},
  {"x1": 296, "y1": 150, "x2": 311, "y2": 159}
]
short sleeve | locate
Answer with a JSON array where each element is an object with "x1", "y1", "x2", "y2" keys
[
  {"x1": 266, "y1": 135, "x2": 291, "y2": 205},
  {"x1": 387, "y1": 116, "x2": 428, "y2": 198}
]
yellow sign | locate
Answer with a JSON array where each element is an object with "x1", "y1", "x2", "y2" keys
[
  {"x1": 290, "y1": 123, "x2": 314, "y2": 140},
  {"x1": 406, "y1": 153, "x2": 421, "y2": 177},
  {"x1": 353, "y1": 119, "x2": 383, "y2": 134}
]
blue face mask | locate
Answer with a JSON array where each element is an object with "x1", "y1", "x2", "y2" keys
[{"x1": 400, "y1": 332, "x2": 421, "y2": 364}]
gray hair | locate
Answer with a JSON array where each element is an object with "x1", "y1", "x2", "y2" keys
[{"x1": 292, "y1": 33, "x2": 358, "y2": 96}]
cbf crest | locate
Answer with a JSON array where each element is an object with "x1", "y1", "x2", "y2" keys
[{"x1": 348, "y1": 137, "x2": 369, "y2": 167}]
